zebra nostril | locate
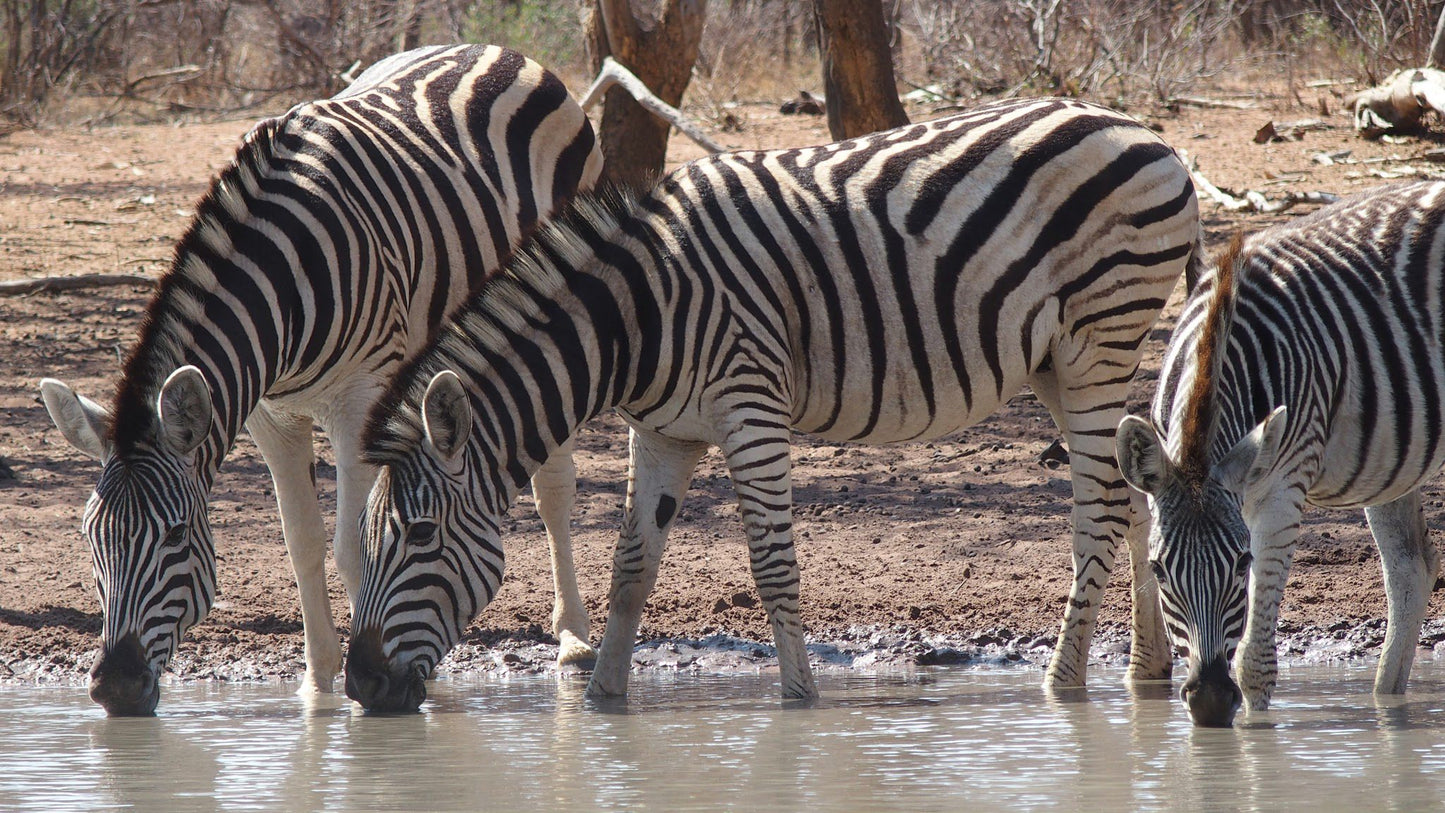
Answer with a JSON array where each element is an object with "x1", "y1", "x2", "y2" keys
[{"x1": 345, "y1": 668, "x2": 390, "y2": 707}]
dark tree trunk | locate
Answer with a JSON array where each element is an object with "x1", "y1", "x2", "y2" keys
[
  {"x1": 813, "y1": 0, "x2": 908, "y2": 140},
  {"x1": 587, "y1": 0, "x2": 707, "y2": 191}
]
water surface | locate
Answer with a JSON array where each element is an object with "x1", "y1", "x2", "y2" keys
[{"x1": 2, "y1": 662, "x2": 1443, "y2": 811}]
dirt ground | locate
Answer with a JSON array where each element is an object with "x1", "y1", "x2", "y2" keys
[{"x1": 3, "y1": 84, "x2": 1445, "y2": 688}]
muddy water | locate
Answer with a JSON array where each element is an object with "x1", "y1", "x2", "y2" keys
[{"x1": 1, "y1": 663, "x2": 1443, "y2": 812}]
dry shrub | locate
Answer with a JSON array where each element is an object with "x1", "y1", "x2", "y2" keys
[
  {"x1": 3, "y1": 0, "x2": 1444, "y2": 129},
  {"x1": 896, "y1": 0, "x2": 1441, "y2": 106}
]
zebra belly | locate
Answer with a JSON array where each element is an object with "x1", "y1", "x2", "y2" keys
[{"x1": 789, "y1": 350, "x2": 1038, "y2": 444}]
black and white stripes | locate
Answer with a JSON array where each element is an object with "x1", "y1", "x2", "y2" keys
[
  {"x1": 345, "y1": 98, "x2": 1202, "y2": 711},
  {"x1": 40, "y1": 44, "x2": 601, "y2": 714},
  {"x1": 1118, "y1": 181, "x2": 1445, "y2": 726}
]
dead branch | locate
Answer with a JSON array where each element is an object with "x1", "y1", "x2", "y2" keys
[
  {"x1": 581, "y1": 56, "x2": 725, "y2": 154},
  {"x1": 1182, "y1": 152, "x2": 1339, "y2": 214},
  {"x1": 1168, "y1": 95, "x2": 1258, "y2": 110},
  {"x1": 0, "y1": 274, "x2": 154, "y2": 296}
]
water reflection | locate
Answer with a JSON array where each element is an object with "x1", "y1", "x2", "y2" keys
[{"x1": 0, "y1": 664, "x2": 1442, "y2": 811}]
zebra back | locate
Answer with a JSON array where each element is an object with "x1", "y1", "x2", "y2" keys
[{"x1": 111, "y1": 44, "x2": 601, "y2": 467}]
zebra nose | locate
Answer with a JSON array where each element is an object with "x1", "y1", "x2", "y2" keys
[
  {"x1": 345, "y1": 629, "x2": 425, "y2": 712},
  {"x1": 1180, "y1": 655, "x2": 1241, "y2": 727},
  {"x1": 344, "y1": 632, "x2": 389, "y2": 708},
  {"x1": 345, "y1": 666, "x2": 390, "y2": 709},
  {"x1": 89, "y1": 634, "x2": 159, "y2": 716}
]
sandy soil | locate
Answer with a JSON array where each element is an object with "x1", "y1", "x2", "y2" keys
[{"x1": 2, "y1": 87, "x2": 1444, "y2": 688}]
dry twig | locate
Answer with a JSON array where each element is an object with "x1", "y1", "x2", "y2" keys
[
  {"x1": 0, "y1": 274, "x2": 154, "y2": 296},
  {"x1": 581, "y1": 57, "x2": 725, "y2": 154}
]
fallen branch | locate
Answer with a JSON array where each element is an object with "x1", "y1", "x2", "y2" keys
[
  {"x1": 1181, "y1": 151, "x2": 1339, "y2": 214},
  {"x1": 1169, "y1": 95, "x2": 1258, "y2": 110},
  {"x1": 0, "y1": 273, "x2": 154, "y2": 296},
  {"x1": 581, "y1": 56, "x2": 725, "y2": 154}
]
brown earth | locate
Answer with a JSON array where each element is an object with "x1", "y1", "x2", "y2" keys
[{"x1": 2, "y1": 86, "x2": 1445, "y2": 688}]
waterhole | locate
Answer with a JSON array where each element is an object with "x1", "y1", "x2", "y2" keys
[{"x1": 2, "y1": 662, "x2": 1442, "y2": 811}]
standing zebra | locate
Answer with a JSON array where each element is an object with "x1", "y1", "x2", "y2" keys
[
  {"x1": 345, "y1": 98, "x2": 1203, "y2": 712},
  {"x1": 1117, "y1": 181, "x2": 1445, "y2": 727},
  {"x1": 38, "y1": 45, "x2": 602, "y2": 715}
]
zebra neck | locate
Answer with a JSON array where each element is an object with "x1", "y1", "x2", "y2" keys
[
  {"x1": 111, "y1": 255, "x2": 285, "y2": 478},
  {"x1": 454, "y1": 264, "x2": 652, "y2": 502}
]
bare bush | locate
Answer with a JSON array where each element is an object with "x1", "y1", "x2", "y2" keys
[
  {"x1": 0, "y1": 0, "x2": 565, "y2": 128},
  {"x1": 4, "y1": 0, "x2": 1445, "y2": 130},
  {"x1": 899, "y1": 0, "x2": 1246, "y2": 104}
]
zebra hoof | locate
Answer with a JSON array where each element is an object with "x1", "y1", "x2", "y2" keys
[{"x1": 556, "y1": 633, "x2": 597, "y2": 673}]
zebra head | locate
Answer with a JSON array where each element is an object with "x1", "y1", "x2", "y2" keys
[
  {"x1": 1116, "y1": 407, "x2": 1287, "y2": 727},
  {"x1": 40, "y1": 367, "x2": 217, "y2": 716},
  {"x1": 346, "y1": 371, "x2": 503, "y2": 713}
]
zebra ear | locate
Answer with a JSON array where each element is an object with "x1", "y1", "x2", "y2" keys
[
  {"x1": 40, "y1": 378, "x2": 114, "y2": 460},
  {"x1": 1213, "y1": 406, "x2": 1288, "y2": 494},
  {"x1": 1116, "y1": 415, "x2": 1171, "y2": 495},
  {"x1": 157, "y1": 366, "x2": 214, "y2": 456},
  {"x1": 422, "y1": 370, "x2": 472, "y2": 462}
]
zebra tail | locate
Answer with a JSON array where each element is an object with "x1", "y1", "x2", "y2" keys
[{"x1": 1184, "y1": 221, "x2": 1209, "y2": 296}]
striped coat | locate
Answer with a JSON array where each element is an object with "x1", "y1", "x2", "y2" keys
[
  {"x1": 40, "y1": 45, "x2": 601, "y2": 715},
  {"x1": 345, "y1": 98, "x2": 1202, "y2": 711},
  {"x1": 1118, "y1": 181, "x2": 1445, "y2": 726}
]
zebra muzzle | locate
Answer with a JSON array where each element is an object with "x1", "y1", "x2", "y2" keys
[
  {"x1": 1180, "y1": 655, "x2": 1242, "y2": 727},
  {"x1": 344, "y1": 632, "x2": 428, "y2": 713},
  {"x1": 89, "y1": 634, "x2": 160, "y2": 716}
]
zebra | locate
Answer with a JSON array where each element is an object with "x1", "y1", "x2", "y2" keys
[
  {"x1": 1117, "y1": 181, "x2": 1445, "y2": 727},
  {"x1": 343, "y1": 97, "x2": 1205, "y2": 712},
  {"x1": 37, "y1": 44, "x2": 603, "y2": 715}
]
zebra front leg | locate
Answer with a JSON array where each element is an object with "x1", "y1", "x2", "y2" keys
[
  {"x1": 327, "y1": 416, "x2": 381, "y2": 608},
  {"x1": 246, "y1": 406, "x2": 342, "y2": 695},
  {"x1": 586, "y1": 429, "x2": 708, "y2": 698},
  {"x1": 1125, "y1": 488, "x2": 1172, "y2": 682},
  {"x1": 1366, "y1": 490, "x2": 1440, "y2": 695},
  {"x1": 722, "y1": 427, "x2": 816, "y2": 700},
  {"x1": 530, "y1": 436, "x2": 595, "y2": 670},
  {"x1": 1235, "y1": 492, "x2": 1306, "y2": 711}
]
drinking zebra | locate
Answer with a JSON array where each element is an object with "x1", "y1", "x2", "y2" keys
[
  {"x1": 344, "y1": 97, "x2": 1204, "y2": 711},
  {"x1": 38, "y1": 44, "x2": 602, "y2": 715},
  {"x1": 1117, "y1": 181, "x2": 1445, "y2": 727}
]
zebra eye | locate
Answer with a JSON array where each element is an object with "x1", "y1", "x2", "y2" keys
[
  {"x1": 1149, "y1": 560, "x2": 1168, "y2": 584},
  {"x1": 1235, "y1": 552, "x2": 1254, "y2": 576},
  {"x1": 405, "y1": 521, "x2": 438, "y2": 546},
  {"x1": 160, "y1": 525, "x2": 188, "y2": 550}
]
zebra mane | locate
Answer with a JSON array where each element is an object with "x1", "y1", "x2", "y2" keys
[
  {"x1": 1177, "y1": 232, "x2": 1244, "y2": 482},
  {"x1": 110, "y1": 118, "x2": 284, "y2": 455},
  {"x1": 362, "y1": 183, "x2": 641, "y2": 466}
]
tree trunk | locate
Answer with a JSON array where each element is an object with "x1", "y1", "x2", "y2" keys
[
  {"x1": 1430, "y1": 6, "x2": 1445, "y2": 69},
  {"x1": 813, "y1": 0, "x2": 908, "y2": 140},
  {"x1": 586, "y1": 0, "x2": 707, "y2": 191}
]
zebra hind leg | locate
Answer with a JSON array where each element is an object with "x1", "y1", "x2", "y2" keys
[
  {"x1": 1124, "y1": 487, "x2": 1173, "y2": 682},
  {"x1": 721, "y1": 424, "x2": 817, "y2": 701},
  {"x1": 1029, "y1": 365, "x2": 1132, "y2": 690},
  {"x1": 246, "y1": 405, "x2": 343, "y2": 695},
  {"x1": 529, "y1": 435, "x2": 596, "y2": 671},
  {"x1": 1366, "y1": 489, "x2": 1439, "y2": 695},
  {"x1": 586, "y1": 429, "x2": 708, "y2": 698}
]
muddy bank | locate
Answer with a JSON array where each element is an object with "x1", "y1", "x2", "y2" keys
[{"x1": 5, "y1": 100, "x2": 1445, "y2": 697}]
